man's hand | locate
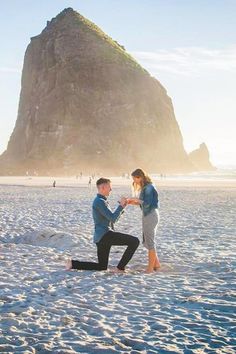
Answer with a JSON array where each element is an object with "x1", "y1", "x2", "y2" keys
[
  {"x1": 126, "y1": 197, "x2": 141, "y2": 205},
  {"x1": 119, "y1": 197, "x2": 127, "y2": 208}
]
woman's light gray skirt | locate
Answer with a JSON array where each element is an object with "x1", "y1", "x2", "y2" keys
[{"x1": 142, "y1": 209, "x2": 159, "y2": 250}]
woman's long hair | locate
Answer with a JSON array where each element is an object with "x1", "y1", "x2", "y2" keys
[{"x1": 131, "y1": 168, "x2": 152, "y2": 194}]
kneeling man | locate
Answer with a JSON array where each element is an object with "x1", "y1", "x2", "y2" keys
[{"x1": 66, "y1": 178, "x2": 139, "y2": 272}]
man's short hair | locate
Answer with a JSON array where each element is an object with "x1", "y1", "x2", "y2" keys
[{"x1": 96, "y1": 178, "x2": 111, "y2": 187}]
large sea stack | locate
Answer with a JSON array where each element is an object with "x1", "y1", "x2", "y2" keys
[{"x1": 0, "y1": 8, "x2": 214, "y2": 175}]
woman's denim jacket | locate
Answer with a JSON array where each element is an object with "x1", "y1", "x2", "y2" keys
[{"x1": 139, "y1": 183, "x2": 159, "y2": 216}]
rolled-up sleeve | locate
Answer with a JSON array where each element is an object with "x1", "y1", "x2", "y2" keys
[{"x1": 95, "y1": 199, "x2": 124, "y2": 223}]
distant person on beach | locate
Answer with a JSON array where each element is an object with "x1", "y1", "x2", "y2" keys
[
  {"x1": 66, "y1": 178, "x2": 139, "y2": 272},
  {"x1": 52, "y1": 180, "x2": 56, "y2": 187},
  {"x1": 127, "y1": 168, "x2": 160, "y2": 273},
  {"x1": 88, "y1": 176, "x2": 92, "y2": 188}
]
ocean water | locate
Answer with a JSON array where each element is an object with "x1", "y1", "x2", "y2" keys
[{"x1": 152, "y1": 167, "x2": 236, "y2": 182}]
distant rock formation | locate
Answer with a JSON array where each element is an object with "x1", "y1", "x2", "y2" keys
[
  {"x1": 188, "y1": 143, "x2": 215, "y2": 171},
  {"x1": 0, "y1": 8, "x2": 213, "y2": 175}
]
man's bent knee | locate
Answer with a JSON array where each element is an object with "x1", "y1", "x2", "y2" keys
[{"x1": 132, "y1": 237, "x2": 140, "y2": 248}]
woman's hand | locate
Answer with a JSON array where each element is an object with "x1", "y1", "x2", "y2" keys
[{"x1": 127, "y1": 197, "x2": 141, "y2": 205}]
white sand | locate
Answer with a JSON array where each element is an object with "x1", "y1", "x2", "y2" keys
[{"x1": 0, "y1": 178, "x2": 235, "y2": 353}]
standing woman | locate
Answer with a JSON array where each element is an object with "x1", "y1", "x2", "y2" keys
[{"x1": 128, "y1": 168, "x2": 160, "y2": 273}]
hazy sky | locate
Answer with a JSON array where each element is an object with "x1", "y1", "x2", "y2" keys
[{"x1": 0, "y1": 0, "x2": 235, "y2": 166}]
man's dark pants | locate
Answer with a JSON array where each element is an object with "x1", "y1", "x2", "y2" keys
[{"x1": 72, "y1": 231, "x2": 139, "y2": 271}]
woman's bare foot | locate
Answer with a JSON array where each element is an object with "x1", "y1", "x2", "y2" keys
[
  {"x1": 145, "y1": 267, "x2": 154, "y2": 273},
  {"x1": 153, "y1": 266, "x2": 161, "y2": 271},
  {"x1": 154, "y1": 258, "x2": 161, "y2": 270},
  {"x1": 65, "y1": 259, "x2": 72, "y2": 271},
  {"x1": 154, "y1": 262, "x2": 161, "y2": 271}
]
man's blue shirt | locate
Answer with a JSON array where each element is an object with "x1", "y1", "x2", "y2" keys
[{"x1": 92, "y1": 194, "x2": 124, "y2": 243}]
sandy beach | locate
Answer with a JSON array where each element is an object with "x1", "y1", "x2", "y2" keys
[
  {"x1": 0, "y1": 174, "x2": 236, "y2": 188},
  {"x1": 0, "y1": 177, "x2": 235, "y2": 353}
]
